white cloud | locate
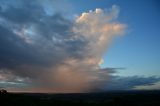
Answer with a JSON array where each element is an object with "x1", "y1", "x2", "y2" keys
[{"x1": 73, "y1": 5, "x2": 126, "y2": 69}]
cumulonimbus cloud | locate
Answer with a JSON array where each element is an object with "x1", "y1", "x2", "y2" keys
[{"x1": 1, "y1": 0, "x2": 147, "y2": 93}]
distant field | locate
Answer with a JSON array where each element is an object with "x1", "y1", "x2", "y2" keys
[{"x1": 1, "y1": 90, "x2": 160, "y2": 106}]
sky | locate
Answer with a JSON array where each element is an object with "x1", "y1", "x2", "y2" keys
[{"x1": 0, "y1": 0, "x2": 160, "y2": 92}]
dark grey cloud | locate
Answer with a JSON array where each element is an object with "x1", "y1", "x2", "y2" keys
[
  {"x1": 0, "y1": 0, "x2": 89, "y2": 92},
  {"x1": 103, "y1": 76, "x2": 160, "y2": 91},
  {"x1": 0, "y1": 0, "x2": 85, "y2": 79},
  {"x1": 100, "y1": 67, "x2": 126, "y2": 74}
]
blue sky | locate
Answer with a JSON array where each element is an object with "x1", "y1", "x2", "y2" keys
[{"x1": 67, "y1": 0, "x2": 160, "y2": 77}]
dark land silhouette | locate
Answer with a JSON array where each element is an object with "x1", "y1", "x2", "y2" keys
[
  {"x1": 0, "y1": 90, "x2": 160, "y2": 106},
  {"x1": 0, "y1": 89, "x2": 7, "y2": 94}
]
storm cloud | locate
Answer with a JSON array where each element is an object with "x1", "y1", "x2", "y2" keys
[{"x1": 0, "y1": 0, "x2": 159, "y2": 92}]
